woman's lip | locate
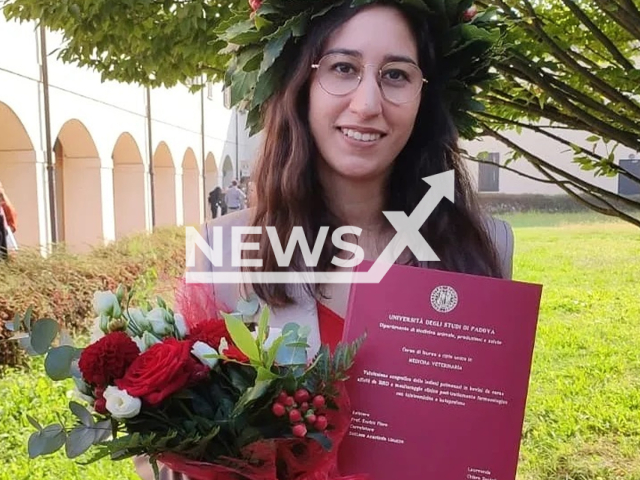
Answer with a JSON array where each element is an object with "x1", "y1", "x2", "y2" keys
[{"x1": 338, "y1": 126, "x2": 387, "y2": 135}]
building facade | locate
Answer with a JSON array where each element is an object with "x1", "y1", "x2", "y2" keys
[{"x1": 0, "y1": 16, "x2": 261, "y2": 253}]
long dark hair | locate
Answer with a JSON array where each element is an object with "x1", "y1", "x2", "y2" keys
[{"x1": 246, "y1": 1, "x2": 502, "y2": 306}]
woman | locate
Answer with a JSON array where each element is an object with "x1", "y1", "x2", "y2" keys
[{"x1": 135, "y1": 1, "x2": 513, "y2": 477}]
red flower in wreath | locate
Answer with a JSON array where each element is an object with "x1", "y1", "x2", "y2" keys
[
  {"x1": 248, "y1": 0, "x2": 262, "y2": 12},
  {"x1": 78, "y1": 332, "x2": 140, "y2": 387}
]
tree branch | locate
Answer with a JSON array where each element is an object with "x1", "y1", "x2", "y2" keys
[
  {"x1": 483, "y1": 90, "x2": 592, "y2": 131},
  {"x1": 480, "y1": 123, "x2": 640, "y2": 212},
  {"x1": 559, "y1": 0, "x2": 635, "y2": 70},
  {"x1": 476, "y1": 111, "x2": 640, "y2": 183},
  {"x1": 496, "y1": 59, "x2": 640, "y2": 149},
  {"x1": 498, "y1": 0, "x2": 640, "y2": 117},
  {"x1": 503, "y1": 57, "x2": 640, "y2": 134},
  {"x1": 591, "y1": 0, "x2": 640, "y2": 39}
]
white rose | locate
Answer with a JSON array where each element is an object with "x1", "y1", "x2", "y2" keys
[
  {"x1": 146, "y1": 308, "x2": 172, "y2": 336},
  {"x1": 92, "y1": 291, "x2": 121, "y2": 317},
  {"x1": 132, "y1": 331, "x2": 161, "y2": 353},
  {"x1": 103, "y1": 386, "x2": 142, "y2": 419},
  {"x1": 191, "y1": 341, "x2": 219, "y2": 368},
  {"x1": 174, "y1": 313, "x2": 188, "y2": 339}
]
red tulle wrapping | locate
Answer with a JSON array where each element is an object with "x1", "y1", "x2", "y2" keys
[{"x1": 174, "y1": 281, "x2": 230, "y2": 330}]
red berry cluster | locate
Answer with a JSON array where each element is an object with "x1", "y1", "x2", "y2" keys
[{"x1": 271, "y1": 388, "x2": 329, "y2": 437}]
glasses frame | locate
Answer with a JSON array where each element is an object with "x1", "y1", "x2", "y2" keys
[{"x1": 311, "y1": 54, "x2": 428, "y2": 105}]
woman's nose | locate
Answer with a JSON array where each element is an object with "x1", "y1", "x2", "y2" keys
[{"x1": 348, "y1": 69, "x2": 383, "y2": 118}]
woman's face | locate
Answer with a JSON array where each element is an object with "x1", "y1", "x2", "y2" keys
[{"x1": 309, "y1": 5, "x2": 422, "y2": 183}]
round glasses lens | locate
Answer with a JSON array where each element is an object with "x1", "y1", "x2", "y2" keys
[
  {"x1": 317, "y1": 53, "x2": 362, "y2": 96},
  {"x1": 380, "y1": 62, "x2": 424, "y2": 103}
]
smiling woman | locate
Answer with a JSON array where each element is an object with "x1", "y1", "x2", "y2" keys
[{"x1": 137, "y1": 2, "x2": 515, "y2": 478}]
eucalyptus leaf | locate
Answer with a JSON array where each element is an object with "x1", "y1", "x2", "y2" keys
[
  {"x1": 23, "y1": 305, "x2": 33, "y2": 332},
  {"x1": 236, "y1": 294, "x2": 260, "y2": 316},
  {"x1": 45, "y1": 346, "x2": 81, "y2": 381},
  {"x1": 275, "y1": 323, "x2": 308, "y2": 366},
  {"x1": 30, "y1": 318, "x2": 59, "y2": 355},
  {"x1": 28, "y1": 425, "x2": 66, "y2": 458},
  {"x1": 66, "y1": 425, "x2": 98, "y2": 458},
  {"x1": 69, "y1": 401, "x2": 94, "y2": 427},
  {"x1": 26, "y1": 415, "x2": 43, "y2": 431}
]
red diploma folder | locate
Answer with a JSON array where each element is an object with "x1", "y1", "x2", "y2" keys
[{"x1": 339, "y1": 261, "x2": 542, "y2": 480}]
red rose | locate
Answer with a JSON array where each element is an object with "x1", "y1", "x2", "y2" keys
[
  {"x1": 79, "y1": 332, "x2": 140, "y2": 386},
  {"x1": 115, "y1": 338, "x2": 205, "y2": 406},
  {"x1": 248, "y1": 0, "x2": 261, "y2": 12},
  {"x1": 188, "y1": 319, "x2": 230, "y2": 349}
]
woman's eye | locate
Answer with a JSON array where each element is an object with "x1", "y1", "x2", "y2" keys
[
  {"x1": 384, "y1": 69, "x2": 409, "y2": 82},
  {"x1": 333, "y1": 63, "x2": 357, "y2": 75}
]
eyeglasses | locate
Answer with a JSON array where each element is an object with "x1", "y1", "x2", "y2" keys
[{"x1": 311, "y1": 53, "x2": 427, "y2": 104}]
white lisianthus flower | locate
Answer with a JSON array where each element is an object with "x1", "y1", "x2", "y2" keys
[
  {"x1": 174, "y1": 313, "x2": 188, "y2": 339},
  {"x1": 92, "y1": 291, "x2": 120, "y2": 317},
  {"x1": 132, "y1": 331, "x2": 162, "y2": 353},
  {"x1": 125, "y1": 308, "x2": 150, "y2": 335},
  {"x1": 191, "y1": 341, "x2": 219, "y2": 368},
  {"x1": 90, "y1": 316, "x2": 106, "y2": 343},
  {"x1": 103, "y1": 386, "x2": 141, "y2": 419},
  {"x1": 146, "y1": 308, "x2": 172, "y2": 336},
  {"x1": 251, "y1": 327, "x2": 282, "y2": 349}
]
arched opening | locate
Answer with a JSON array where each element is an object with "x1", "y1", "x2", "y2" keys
[
  {"x1": 152, "y1": 142, "x2": 176, "y2": 227},
  {"x1": 182, "y1": 148, "x2": 200, "y2": 226},
  {"x1": 204, "y1": 152, "x2": 218, "y2": 219},
  {"x1": 0, "y1": 102, "x2": 39, "y2": 248},
  {"x1": 112, "y1": 133, "x2": 146, "y2": 238},
  {"x1": 54, "y1": 119, "x2": 102, "y2": 251},
  {"x1": 222, "y1": 155, "x2": 234, "y2": 188}
]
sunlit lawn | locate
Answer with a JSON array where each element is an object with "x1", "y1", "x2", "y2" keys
[{"x1": 1, "y1": 212, "x2": 639, "y2": 479}]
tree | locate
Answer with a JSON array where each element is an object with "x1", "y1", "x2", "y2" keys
[
  {"x1": 3, "y1": 0, "x2": 639, "y2": 225},
  {"x1": 473, "y1": 0, "x2": 640, "y2": 227}
]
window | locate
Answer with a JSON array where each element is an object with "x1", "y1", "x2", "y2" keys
[
  {"x1": 207, "y1": 82, "x2": 215, "y2": 101},
  {"x1": 618, "y1": 157, "x2": 640, "y2": 196},
  {"x1": 478, "y1": 152, "x2": 500, "y2": 192}
]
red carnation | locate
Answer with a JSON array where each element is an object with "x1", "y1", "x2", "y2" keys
[
  {"x1": 222, "y1": 343, "x2": 250, "y2": 363},
  {"x1": 188, "y1": 319, "x2": 230, "y2": 350},
  {"x1": 78, "y1": 332, "x2": 140, "y2": 387},
  {"x1": 115, "y1": 338, "x2": 205, "y2": 406}
]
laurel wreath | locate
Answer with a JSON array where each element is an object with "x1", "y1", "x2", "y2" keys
[{"x1": 213, "y1": 0, "x2": 501, "y2": 138}]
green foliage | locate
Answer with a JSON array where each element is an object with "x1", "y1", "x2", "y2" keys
[
  {"x1": 0, "y1": 227, "x2": 185, "y2": 369},
  {"x1": 477, "y1": 0, "x2": 640, "y2": 206}
]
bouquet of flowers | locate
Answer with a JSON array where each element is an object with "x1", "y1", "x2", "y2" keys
[{"x1": 9, "y1": 284, "x2": 366, "y2": 480}]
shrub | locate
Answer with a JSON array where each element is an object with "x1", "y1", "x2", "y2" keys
[{"x1": 0, "y1": 227, "x2": 185, "y2": 370}]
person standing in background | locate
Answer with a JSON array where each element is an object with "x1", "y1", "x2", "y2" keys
[
  {"x1": 0, "y1": 181, "x2": 18, "y2": 257},
  {"x1": 224, "y1": 180, "x2": 246, "y2": 212}
]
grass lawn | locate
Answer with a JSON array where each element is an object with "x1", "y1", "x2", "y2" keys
[{"x1": 1, "y1": 212, "x2": 639, "y2": 479}]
